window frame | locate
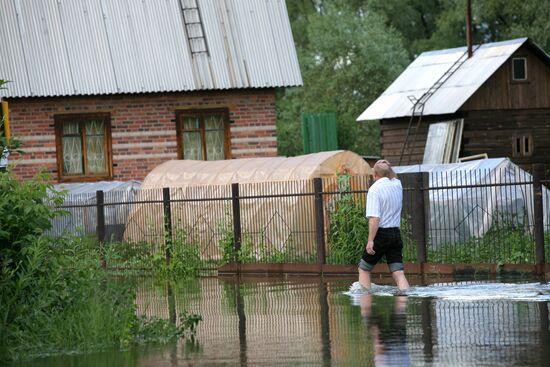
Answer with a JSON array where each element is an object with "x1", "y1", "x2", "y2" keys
[
  {"x1": 511, "y1": 57, "x2": 528, "y2": 81},
  {"x1": 54, "y1": 113, "x2": 113, "y2": 182},
  {"x1": 175, "y1": 108, "x2": 232, "y2": 161}
]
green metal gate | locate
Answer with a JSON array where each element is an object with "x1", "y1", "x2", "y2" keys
[{"x1": 301, "y1": 113, "x2": 338, "y2": 154}]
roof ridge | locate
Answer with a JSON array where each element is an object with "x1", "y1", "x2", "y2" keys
[{"x1": 419, "y1": 37, "x2": 528, "y2": 57}]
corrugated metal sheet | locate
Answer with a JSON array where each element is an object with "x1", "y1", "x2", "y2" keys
[
  {"x1": 357, "y1": 38, "x2": 529, "y2": 121},
  {"x1": 0, "y1": 0, "x2": 302, "y2": 98}
]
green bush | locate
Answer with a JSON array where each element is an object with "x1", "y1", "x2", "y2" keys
[
  {"x1": 217, "y1": 221, "x2": 237, "y2": 264},
  {"x1": 0, "y1": 172, "x2": 201, "y2": 360},
  {"x1": 217, "y1": 222, "x2": 256, "y2": 264},
  {"x1": 133, "y1": 311, "x2": 202, "y2": 345},
  {"x1": 327, "y1": 175, "x2": 369, "y2": 265},
  {"x1": 217, "y1": 223, "x2": 316, "y2": 265},
  {"x1": 104, "y1": 240, "x2": 153, "y2": 269},
  {"x1": 154, "y1": 230, "x2": 202, "y2": 278},
  {"x1": 0, "y1": 171, "x2": 65, "y2": 265},
  {"x1": 104, "y1": 231, "x2": 203, "y2": 277},
  {"x1": 428, "y1": 224, "x2": 536, "y2": 264}
]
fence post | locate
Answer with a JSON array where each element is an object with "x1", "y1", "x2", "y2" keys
[
  {"x1": 314, "y1": 177, "x2": 326, "y2": 266},
  {"x1": 96, "y1": 190, "x2": 106, "y2": 269},
  {"x1": 412, "y1": 172, "x2": 428, "y2": 264},
  {"x1": 533, "y1": 164, "x2": 545, "y2": 271},
  {"x1": 167, "y1": 282, "x2": 176, "y2": 325},
  {"x1": 163, "y1": 187, "x2": 172, "y2": 265},
  {"x1": 231, "y1": 183, "x2": 242, "y2": 262}
]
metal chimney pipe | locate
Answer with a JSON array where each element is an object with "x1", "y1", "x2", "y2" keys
[{"x1": 466, "y1": 0, "x2": 473, "y2": 58}]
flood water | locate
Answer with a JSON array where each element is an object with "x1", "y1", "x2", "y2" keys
[{"x1": 10, "y1": 275, "x2": 550, "y2": 366}]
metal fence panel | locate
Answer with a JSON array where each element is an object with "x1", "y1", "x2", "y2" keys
[
  {"x1": 427, "y1": 168, "x2": 536, "y2": 263},
  {"x1": 48, "y1": 169, "x2": 548, "y2": 269},
  {"x1": 239, "y1": 180, "x2": 317, "y2": 263}
]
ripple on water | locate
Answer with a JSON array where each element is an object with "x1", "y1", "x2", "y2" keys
[{"x1": 345, "y1": 281, "x2": 550, "y2": 302}]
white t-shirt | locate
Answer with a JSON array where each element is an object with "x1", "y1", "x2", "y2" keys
[{"x1": 365, "y1": 177, "x2": 402, "y2": 228}]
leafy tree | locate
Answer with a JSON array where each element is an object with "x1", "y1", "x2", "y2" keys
[
  {"x1": 285, "y1": 0, "x2": 318, "y2": 53},
  {"x1": 278, "y1": 0, "x2": 550, "y2": 158},
  {"x1": 474, "y1": 0, "x2": 550, "y2": 51},
  {"x1": 278, "y1": 1, "x2": 409, "y2": 157},
  {"x1": 407, "y1": 0, "x2": 550, "y2": 53},
  {"x1": 367, "y1": 0, "x2": 446, "y2": 57},
  {"x1": 365, "y1": 0, "x2": 550, "y2": 56}
]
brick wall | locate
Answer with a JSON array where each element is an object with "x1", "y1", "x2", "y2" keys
[{"x1": 7, "y1": 89, "x2": 277, "y2": 182}]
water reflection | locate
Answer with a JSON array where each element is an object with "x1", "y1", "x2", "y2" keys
[
  {"x1": 9, "y1": 277, "x2": 550, "y2": 367},
  {"x1": 360, "y1": 294, "x2": 410, "y2": 366}
]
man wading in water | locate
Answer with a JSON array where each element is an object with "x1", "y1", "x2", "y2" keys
[{"x1": 358, "y1": 160, "x2": 410, "y2": 292}]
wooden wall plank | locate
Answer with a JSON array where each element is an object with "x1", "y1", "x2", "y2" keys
[{"x1": 462, "y1": 45, "x2": 550, "y2": 111}]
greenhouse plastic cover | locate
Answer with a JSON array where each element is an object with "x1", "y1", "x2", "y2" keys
[
  {"x1": 49, "y1": 180, "x2": 142, "y2": 238},
  {"x1": 395, "y1": 158, "x2": 550, "y2": 245},
  {"x1": 140, "y1": 150, "x2": 371, "y2": 189},
  {"x1": 124, "y1": 151, "x2": 372, "y2": 258}
]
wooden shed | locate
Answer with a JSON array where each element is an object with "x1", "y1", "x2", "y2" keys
[{"x1": 357, "y1": 38, "x2": 550, "y2": 174}]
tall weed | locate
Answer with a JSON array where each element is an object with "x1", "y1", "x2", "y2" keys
[{"x1": 327, "y1": 175, "x2": 369, "y2": 264}]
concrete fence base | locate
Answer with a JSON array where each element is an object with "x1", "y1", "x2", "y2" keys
[{"x1": 218, "y1": 263, "x2": 550, "y2": 278}]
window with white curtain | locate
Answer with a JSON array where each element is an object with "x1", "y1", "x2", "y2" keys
[
  {"x1": 176, "y1": 109, "x2": 230, "y2": 161},
  {"x1": 54, "y1": 114, "x2": 112, "y2": 181}
]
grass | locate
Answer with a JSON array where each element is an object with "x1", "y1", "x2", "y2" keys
[
  {"x1": 1, "y1": 235, "x2": 202, "y2": 361},
  {"x1": 104, "y1": 229, "x2": 203, "y2": 277}
]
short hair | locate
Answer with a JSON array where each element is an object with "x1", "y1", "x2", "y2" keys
[{"x1": 373, "y1": 159, "x2": 397, "y2": 179}]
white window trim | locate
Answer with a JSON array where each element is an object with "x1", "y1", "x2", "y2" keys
[{"x1": 512, "y1": 57, "x2": 527, "y2": 81}]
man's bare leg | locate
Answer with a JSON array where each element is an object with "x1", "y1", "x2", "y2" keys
[
  {"x1": 358, "y1": 268, "x2": 372, "y2": 290},
  {"x1": 391, "y1": 270, "x2": 410, "y2": 291}
]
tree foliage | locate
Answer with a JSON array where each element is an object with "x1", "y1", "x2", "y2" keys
[
  {"x1": 278, "y1": 0, "x2": 550, "y2": 157},
  {"x1": 277, "y1": 1, "x2": 409, "y2": 157},
  {"x1": 367, "y1": 0, "x2": 445, "y2": 57}
]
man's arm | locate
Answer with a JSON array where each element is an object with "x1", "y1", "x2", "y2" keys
[{"x1": 366, "y1": 216, "x2": 380, "y2": 255}]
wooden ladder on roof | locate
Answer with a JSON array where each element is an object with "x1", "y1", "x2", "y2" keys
[{"x1": 398, "y1": 44, "x2": 482, "y2": 165}]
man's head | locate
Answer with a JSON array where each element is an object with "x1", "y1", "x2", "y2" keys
[{"x1": 372, "y1": 159, "x2": 397, "y2": 181}]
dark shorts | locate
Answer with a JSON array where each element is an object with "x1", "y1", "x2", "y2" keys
[{"x1": 359, "y1": 227, "x2": 404, "y2": 272}]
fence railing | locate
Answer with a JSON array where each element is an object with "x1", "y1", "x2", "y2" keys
[{"x1": 48, "y1": 166, "x2": 549, "y2": 271}]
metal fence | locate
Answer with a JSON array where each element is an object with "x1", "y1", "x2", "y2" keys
[
  {"x1": 424, "y1": 168, "x2": 540, "y2": 264},
  {"x1": 48, "y1": 167, "x2": 549, "y2": 270}
]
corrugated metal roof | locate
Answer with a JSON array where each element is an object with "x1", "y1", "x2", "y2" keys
[
  {"x1": 0, "y1": 0, "x2": 302, "y2": 98},
  {"x1": 357, "y1": 38, "x2": 531, "y2": 121}
]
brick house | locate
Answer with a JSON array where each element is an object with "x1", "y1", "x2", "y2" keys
[{"x1": 0, "y1": 0, "x2": 302, "y2": 182}]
